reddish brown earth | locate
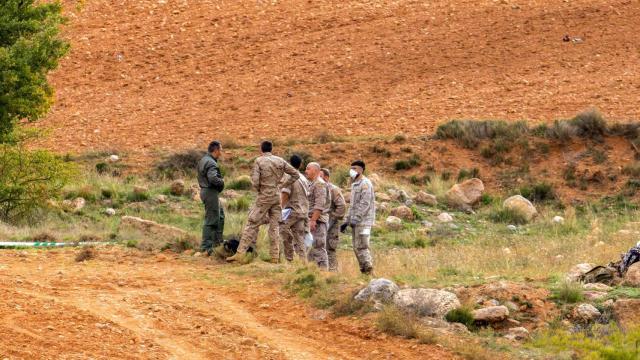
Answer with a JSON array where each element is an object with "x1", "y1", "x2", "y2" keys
[
  {"x1": 32, "y1": 0, "x2": 640, "y2": 168},
  {"x1": 0, "y1": 247, "x2": 457, "y2": 359}
]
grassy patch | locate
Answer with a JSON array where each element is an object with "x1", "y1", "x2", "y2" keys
[
  {"x1": 154, "y1": 149, "x2": 205, "y2": 179},
  {"x1": 445, "y1": 307, "x2": 476, "y2": 330},
  {"x1": 227, "y1": 175, "x2": 252, "y2": 190},
  {"x1": 376, "y1": 306, "x2": 438, "y2": 344},
  {"x1": 551, "y1": 281, "x2": 584, "y2": 304},
  {"x1": 227, "y1": 195, "x2": 251, "y2": 212},
  {"x1": 487, "y1": 207, "x2": 528, "y2": 225},
  {"x1": 519, "y1": 182, "x2": 557, "y2": 203},
  {"x1": 393, "y1": 154, "x2": 421, "y2": 171},
  {"x1": 531, "y1": 325, "x2": 640, "y2": 359}
]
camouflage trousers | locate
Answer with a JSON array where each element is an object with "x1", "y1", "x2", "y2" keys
[
  {"x1": 237, "y1": 198, "x2": 282, "y2": 261},
  {"x1": 280, "y1": 215, "x2": 307, "y2": 262},
  {"x1": 308, "y1": 221, "x2": 328, "y2": 270},
  {"x1": 351, "y1": 224, "x2": 373, "y2": 273},
  {"x1": 326, "y1": 219, "x2": 341, "y2": 271}
]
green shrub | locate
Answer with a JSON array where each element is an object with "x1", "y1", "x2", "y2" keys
[
  {"x1": 394, "y1": 154, "x2": 421, "y2": 171},
  {"x1": 330, "y1": 167, "x2": 350, "y2": 188},
  {"x1": 392, "y1": 133, "x2": 408, "y2": 143},
  {"x1": 445, "y1": 308, "x2": 475, "y2": 329},
  {"x1": 457, "y1": 168, "x2": 480, "y2": 182},
  {"x1": 551, "y1": 281, "x2": 584, "y2": 303},
  {"x1": 154, "y1": 149, "x2": 206, "y2": 179},
  {"x1": 95, "y1": 162, "x2": 109, "y2": 174},
  {"x1": 371, "y1": 144, "x2": 391, "y2": 157},
  {"x1": 519, "y1": 182, "x2": 556, "y2": 203},
  {"x1": 227, "y1": 196, "x2": 251, "y2": 212},
  {"x1": 435, "y1": 120, "x2": 528, "y2": 149},
  {"x1": 227, "y1": 175, "x2": 252, "y2": 190},
  {"x1": 0, "y1": 145, "x2": 75, "y2": 222},
  {"x1": 571, "y1": 109, "x2": 607, "y2": 139},
  {"x1": 488, "y1": 208, "x2": 528, "y2": 225}
]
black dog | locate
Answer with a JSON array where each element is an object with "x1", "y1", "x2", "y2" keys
[{"x1": 223, "y1": 237, "x2": 253, "y2": 255}]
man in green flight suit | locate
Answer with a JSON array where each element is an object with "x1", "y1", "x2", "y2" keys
[{"x1": 197, "y1": 140, "x2": 225, "y2": 256}]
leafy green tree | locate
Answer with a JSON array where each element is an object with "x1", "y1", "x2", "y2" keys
[{"x1": 0, "y1": 0, "x2": 68, "y2": 142}]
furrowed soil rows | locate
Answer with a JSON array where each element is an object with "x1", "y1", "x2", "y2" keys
[{"x1": 33, "y1": 0, "x2": 640, "y2": 165}]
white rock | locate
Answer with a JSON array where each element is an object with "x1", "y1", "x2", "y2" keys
[
  {"x1": 392, "y1": 288, "x2": 460, "y2": 319},
  {"x1": 155, "y1": 194, "x2": 168, "y2": 203},
  {"x1": 502, "y1": 247, "x2": 512, "y2": 255},
  {"x1": 355, "y1": 278, "x2": 400, "y2": 305},
  {"x1": 572, "y1": 303, "x2": 601, "y2": 322},
  {"x1": 472, "y1": 305, "x2": 509, "y2": 322},
  {"x1": 503, "y1": 195, "x2": 538, "y2": 222},
  {"x1": 108, "y1": 154, "x2": 120, "y2": 163},
  {"x1": 385, "y1": 216, "x2": 403, "y2": 230},
  {"x1": 437, "y1": 212, "x2": 453, "y2": 223},
  {"x1": 507, "y1": 224, "x2": 517, "y2": 231},
  {"x1": 504, "y1": 327, "x2": 529, "y2": 341},
  {"x1": 552, "y1": 216, "x2": 565, "y2": 224},
  {"x1": 105, "y1": 208, "x2": 116, "y2": 216}
]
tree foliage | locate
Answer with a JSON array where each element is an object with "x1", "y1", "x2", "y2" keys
[
  {"x1": 0, "y1": 0, "x2": 68, "y2": 142},
  {"x1": 0, "y1": 144, "x2": 75, "y2": 222}
]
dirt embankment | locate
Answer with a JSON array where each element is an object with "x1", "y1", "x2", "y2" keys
[
  {"x1": 32, "y1": 0, "x2": 640, "y2": 168},
  {"x1": 0, "y1": 247, "x2": 456, "y2": 359}
]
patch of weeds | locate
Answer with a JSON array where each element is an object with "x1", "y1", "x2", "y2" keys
[
  {"x1": 330, "y1": 167, "x2": 350, "y2": 188},
  {"x1": 400, "y1": 146, "x2": 413, "y2": 153},
  {"x1": 227, "y1": 175, "x2": 252, "y2": 190},
  {"x1": 154, "y1": 149, "x2": 205, "y2": 179},
  {"x1": 590, "y1": 148, "x2": 608, "y2": 164},
  {"x1": 487, "y1": 208, "x2": 528, "y2": 225},
  {"x1": 435, "y1": 120, "x2": 528, "y2": 150},
  {"x1": 313, "y1": 131, "x2": 342, "y2": 144},
  {"x1": 563, "y1": 163, "x2": 577, "y2": 185},
  {"x1": 535, "y1": 142, "x2": 551, "y2": 156},
  {"x1": 227, "y1": 196, "x2": 251, "y2": 212},
  {"x1": 392, "y1": 133, "x2": 408, "y2": 143},
  {"x1": 440, "y1": 171, "x2": 452, "y2": 181},
  {"x1": 371, "y1": 144, "x2": 391, "y2": 158},
  {"x1": 332, "y1": 293, "x2": 375, "y2": 317},
  {"x1": 550, "y1": 281, "x2": 584, "y2": 304},
  {"x1": 409, "y1": 174, "x2": 430, "y2": 185},
  {"x1": 393, "y1": 154, "x2": 421, "y2": 171},
  {"x1": 608, "y1": 287, "x2": 640, "y2": 299},
  {"x1": 457, "y1": 168, "x2": 480, "y2": 182},
  {"x1": 519, "y1": 182, "x2": 556, "y2": 203},
  {"x1": 125, "y1": 239, "x2": 138, "y2": 248},
  {"x1": 445, "y1": 307, "x2": 476, "y2": 330},
  {"x1": 75, "y1": 246, "x2": 96, "y2": 262},
  {"x1": 126, "y1": 190, "x2": 149, "y2": 202},
  {"x1": 285, "y1": 267, "x2": 340, "y2": 309},
  {"x1": 376, "y1": 306, "x2": 438, "y2": 344},
  {"x1": 622, "y1": 163, "x2": 640, "y2": 177},
  {"x1": 30, "y1": 232, "x2": 58, "y2": 242},
  {"x1": 480, "y1": 193, "x2": 494, "y2": 205}
]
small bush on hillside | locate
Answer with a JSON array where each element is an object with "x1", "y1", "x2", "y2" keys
[
  {"x1": 435, "y1": 120, "x2": 528, "y2": 149},
  {"x1": 227, "y1": 175, "x2": 252, "y2": 190},
  {"x1": 371, "y1": 144, "x2": 392, "y2": 158},
  {"x1": 519, "y1": 182, "x2": 556, "y2": 203},
  {"x1": 488, "y1": 208, "x2": 528, "y2": 225},
  {"x1": 571, "y1": 109, "x2": 607, "y2": 140},
  {"x1": 332, "y1": 292, "x2": 374, "y2": 317},
  {"x1": 551, "y1": 281, "x2": 584, "y2": 304},
  {"x1": 394, "y1": 155, "x2": 421, "y2": 171},
  {"x1": 457, "y1": 168, "x2": 480, "y2": 182},
  {"x1": 376, "y1": 306, "x2": 437, "y2": 344},
  {"x1": 154, "y1": 149, "x2": 206, "y2": 179},
  {"x1": 75, "y1": 246, "x2": 96, "y2": 262},
  {"x1": 227, "y1": 196, "x2": 251, "y2": 212},
  {"x1": 392, "y1": 133, "x2": 408, "y2": 143},
  {"x1": 0, "y1": 146, "x2": 75, "y2": 222},
  {"x1": 330, "y1": 167, "x2": 351, "y2": 188},
  {"x1": 445, "y1": 308, "x2": 476, "y2": 330},
  {"x1": 313, "y1": 131, "x2": 342, "y2": 144}
]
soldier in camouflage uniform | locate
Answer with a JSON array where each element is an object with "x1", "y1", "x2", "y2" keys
[
  {"x1": 227, "y1": 141, "x2": 299, "y2": 263},
  {"x1": 341, "y1": 160, "x2": 375, "y2": 274},
  {"x1": 305, "y1": 162, "x2": 331, "y2": 270},
  {"x1": 197, "y1": 141, "x2": 225, "y2": 256},
  {"x1": 321, "y1": 168, "x2": 346, "y2": 271},
  {"x1": 280, "y1": 155, "x2": 310, "y2": 262}
]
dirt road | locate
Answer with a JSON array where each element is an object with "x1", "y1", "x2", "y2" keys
[{"x1": 0, "y1": 247, "x2": 456, "y2": 359}]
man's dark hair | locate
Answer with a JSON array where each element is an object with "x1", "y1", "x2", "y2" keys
[
  {"x1": 321, "y1": 168, "x2": 331, "y2": 177},
  {"x1": 208, "y1": 140, "x2": 221, "y2": 153},
  {"x1": 290, "y1": 154, "x2": 302, "y2": 170},
  {"x1": 351, "y1": 160, "x2": 366, "y2": 171},
  {"x1": 261, "y1": 140, "x2": 273, "y2": 153}
]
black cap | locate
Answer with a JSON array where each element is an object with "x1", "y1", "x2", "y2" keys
[{"x1": 351, "y1": 160, "x2": 365, "y2": 171}]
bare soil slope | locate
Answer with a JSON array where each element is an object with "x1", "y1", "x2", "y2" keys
[
  {"x1": 34, "y1": 0, "x2": 640, "y2": 164},
  {"x1": 0, "y1": 247, "x2": 456, "y2": 359}
]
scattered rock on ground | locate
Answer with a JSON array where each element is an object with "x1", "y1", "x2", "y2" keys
[
  {"x1": 472, "y1": 305, "x2": 509, "y2": 323},
  {"x1": 390, "y1": 205, "x2": 414, "y2": 221},
  {"x1": 504, "y1": 327, "x2": 529, "y2": 341},
  {"x1": 552, "y1": 216, "x2": 565, "y2": 224},
  {"x1": 414, "y1": 191, "x2": 437, "y2": 206},
  {"x1": 385, "y1": 216, "x2": 402, "y2": 230},
  {"x1": 376, "y1": 193, "x2": 392, "y2": 202},
  {"x1": 63, "y1": 197, "x2": 86, "y2": 212},
  {"x1": 583, "y1": 291, "x2": 608, "y2": 301},
  {"x1": 392, "y1": 288, "x2": 461, "y2": 319},
  {"x1": 388, "y1": 188, "x2": 409, "y2": 202},
  {"x1": 572, "y1": 303, "x2": 601, "y2": 323},
  {"x1": 119, "y1": 216, "x2": 189, "y2": 239},
  {"x1": 133, "y1": 185, "x2": 149, "y2": 195},
  {"x1": 170, "y1": 179, "x2": 186, "y2": 196},
  {"x1": 155, "y1": 194, "x2": 168, "y2": 203},
  {"x1": 624, "y1": 262, "x2": 640, "y2": 287},
  {"x1": 105, "y1": 208, "x2": 116, "y2": 216},
  {"x1": 503, "y1": 195, "x2": 537, "y2": 222},
  {"x1": 107, "y1": 154, "x2": 120, "y2": 163},
  {"x1": 566, "y1": 263, "x2": 596, "y2": 282},
  {"x1": 445, "y1": 178, "x2": 484, "y2": 212},
  {"x1": 507, "y1": 224, "x2": 517, "y2": 231},
  {"x1": 437, "y1": 212, "x2": 453, "y2": 222},
  {"x1": 355, "y1": 278, "x2": 400, "y2": 307}
]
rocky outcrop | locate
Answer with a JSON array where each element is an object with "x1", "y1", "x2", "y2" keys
[
  {"x1": 392, "y1": 288, "x2": 461, "y2": 319},
  {"x1": 472, "y1": 305, "x2": 509, "y2": 323},
  {"x1": 355, "y1": 278, "x2": 399, "y2": 305},
  {"x1": 572, "y1": 303, "x2": 601, "y2": 323},
  {"x1": 445, "y1": 178, "x2": 484, "y2": 211},
  {"x1": 390, "y1": 205, "x2": 414, "y2": 221},
  {"x1": 385, "y1": 216, "x2": 402, "y2": 230},
  {"x1": 624, "y1": 262, "x2": 640, "y2": 287},
  {"x1": 414, "y1": 191, "x2": 437, "y2": 206}
]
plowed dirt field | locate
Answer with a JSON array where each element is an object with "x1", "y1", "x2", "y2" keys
[{"x1": 33, "y1": 0, "x2": 640, "y2": 165}]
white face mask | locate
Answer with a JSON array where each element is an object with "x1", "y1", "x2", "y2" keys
[{"x1": 349, "y1": 169, "x2": 358, "y2": 179}]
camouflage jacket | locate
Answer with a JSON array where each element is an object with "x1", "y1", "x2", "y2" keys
[
  {"x1": 327, "y1": 182, "x2": 346, "y2": 221},
  {"x1": 347, "y1": 176, "x2": 375, "y2": 227},
  {"x1": 251, "y1": 152, "x2": 299, "y2": 201},
  {"x1": 281, "y1": 173, "x2": 310, "y2": 218},
  {"x1": 308, "y1": 177, "x2": 331, "y2": 224}
]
